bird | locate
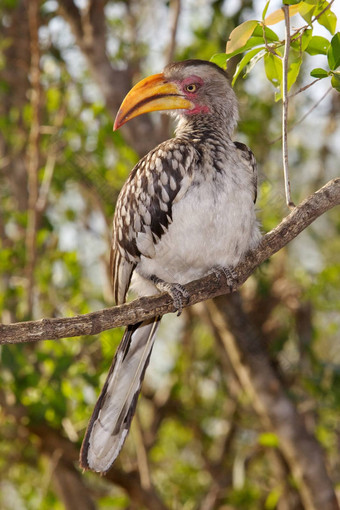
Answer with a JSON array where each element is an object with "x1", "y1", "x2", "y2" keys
[{"x1": 80, "y1": 59, "x2": 261, "y2": 473}]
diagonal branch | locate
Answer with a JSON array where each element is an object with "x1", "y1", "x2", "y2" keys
[{"x1": 0, "y1": 178, "x2": 339, "y2": 345}]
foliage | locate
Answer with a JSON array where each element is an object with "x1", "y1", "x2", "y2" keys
[{"x1": 211, "y1": 0, "x2": 340, "y2": 97}]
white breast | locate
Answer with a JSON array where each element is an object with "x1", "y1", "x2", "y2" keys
[{"x1": 132, "y1": 159, "x2": 261, "y2": 297}]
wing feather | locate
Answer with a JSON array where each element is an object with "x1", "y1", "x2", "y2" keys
[
  {"x1": 110, "y1": 140, "x2": 196, "y2": 303},
  {"x1": 234, "y1": 141, "x2": 258, "y2": 204}
]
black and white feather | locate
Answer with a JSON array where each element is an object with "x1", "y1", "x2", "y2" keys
[{"x1": 80, "y1": 60, "x2": 261, "y2": 473}]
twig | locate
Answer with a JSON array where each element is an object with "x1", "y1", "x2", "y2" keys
[
  {"x1": 293, "y1": 86, "x2": 332, "y2": 127},
  {"x1": 36, "y1": 107, "x2": 67, "y2": 213},
  {"x1": 271, "y1": 86, "x2": 332, "y2": 144},
  {"x1": 289, "y1": 78, "x2": 321, "y2": 98},
  {"x1": 282, "y1": 5, "x2": 294, "y2": 208},
  {"x1": 311, "y1": 0, "x2": 335, "y2": 24},
  {"x1": 1, "y1": 178, "x2": 339, "y2": 345}
]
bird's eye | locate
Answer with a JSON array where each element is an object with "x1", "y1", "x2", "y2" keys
[{"x1": 185, "y1": 83, "x2": 198, "y2": 93}]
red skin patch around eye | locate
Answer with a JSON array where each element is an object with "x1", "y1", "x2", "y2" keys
[
  {"x1": 176, "y1": 75, "x2": 210, "y2": 115},
  {"x1": 181, "y1": 75, "x2": 204, "y2": 90}
]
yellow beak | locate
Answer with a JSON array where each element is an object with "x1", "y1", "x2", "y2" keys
[{"x1": 113, "y1": 73, "x2": 194, "y2": 130}]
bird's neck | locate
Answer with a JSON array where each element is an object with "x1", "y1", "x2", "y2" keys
[{"x1": 174, "y1": 113, "x2": 234, "y2": 143}]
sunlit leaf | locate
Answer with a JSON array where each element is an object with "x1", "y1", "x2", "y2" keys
[
  {"x1": 264, "y1": 52, "x2": 283, "y2": 88},
  {"x1": 226, "y1": 20, "x2": 258, "y2": 54},
  {"x1": 299, "y1": 2, "x2": 316, "y2": 24},
  {"x1": 327, "y1": 33, "x2": 340, "y2": 70},
  {"x1": 287, "y1": 52, "x2": 302, "y2": 91},
  {"x1": 210, "y1": 53, "x2": 227, "y2": 70},
  {"x1": 291, "y1": 28, "x2": 313, "y2": 52},
  {"x1": 252, "y1": 23, "x2": 279, "y2": 42},
  {"x1": 305, "y1": 35, "x2": 330, "y2": 56},
  {"x1": 223, "y1": 24, "x2": 279, "y2": 61},
  {"x1": 317, "y1": 5, "x2": 337, "y2": 35},
  {"x1": 264, "y1": 4, "x2": 301, "y2": 25},
  {"x1": 262, "y1": 0, "x2": 270, "y2": 20},
  {"x1": 224, "y1": 37, "x2": 266, "y2": 60},
  {"x1": 283, "y1": 0, "x2": 301, "y2": 4},
  {"x1": 232, "y1": 47, "x2": 266, "y2": 85}
]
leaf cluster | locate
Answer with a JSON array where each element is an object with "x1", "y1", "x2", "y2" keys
[{"x1": 211, "y1": 0, "x2": 340, "y2": 97}]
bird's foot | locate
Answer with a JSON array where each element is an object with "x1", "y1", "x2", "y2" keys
[
  {"x1": 150, "y1": 275, "x2": 189, "y2": 316},
  {"x1": 211, "y1": 265, "x2": 239, "y2": 292}
]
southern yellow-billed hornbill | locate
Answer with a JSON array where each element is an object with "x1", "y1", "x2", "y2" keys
[{"x1": 80, "y1": 59, "x2": 261, "y2": 473}]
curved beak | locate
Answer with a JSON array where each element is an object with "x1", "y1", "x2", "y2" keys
[{"x1": 113, "y1": 73, "x2": 194, "y2": 130}]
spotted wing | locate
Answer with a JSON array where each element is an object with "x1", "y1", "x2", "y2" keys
[
  {"x1": 110, "y1": 140, "x2": 196, "y2": 304},
  {"x1": 234, "y1": 141, "x2": 258, "y2": 204}
]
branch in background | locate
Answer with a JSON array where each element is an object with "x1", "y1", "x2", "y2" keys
[
  {"x1": 271, "y1": 86, "x2": 333, "y2": 144},
  {"x1": 282, "y1": 5, "x2": 294, "y2": 208},
  {"x1": 161, "y1": 0, "x2": 182, "y2": 139},
  {"x1": 166, "y1": 0, "x2": 181, "y2": 64},
  {"x1": 57, "y1": 0, "x2": 164, "y2": 156},
  {"x1": 207, "y1": 293, "x2": 339, "y2": 510},
  {"x1": 289, "y1": 77, "x2": 321, "y2": 98},
  {"x1": 25, "y1": 0, "x2": 41, "y2": 317},
  {"x1": 1, "y1": 178, "x2": 339, "y2": 344}
]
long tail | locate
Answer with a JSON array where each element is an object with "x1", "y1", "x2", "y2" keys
[{"x1": 80, "y1": 316, "x2": 161, "y2": 473}]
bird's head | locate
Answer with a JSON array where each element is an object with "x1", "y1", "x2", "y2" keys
[{"x1": 114, "y1": 59, "x2": 238, "y2": 132}]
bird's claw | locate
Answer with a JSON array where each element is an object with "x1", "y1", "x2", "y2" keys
[
  {"x1": 150, "y1": 276, "x2": 189, "y2": 316},
  {"x1": 211, "y1": 265, "x2": 239, "y2": 292}
]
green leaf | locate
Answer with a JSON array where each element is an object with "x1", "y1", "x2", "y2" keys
[
  {"x1": 226, "y1": 20, "x2": 258, "y2": 55},
  {"x1": 265, "y1": 488, "x2": 282, "y2": 510},
  {"x1": 327, "y1": 33, "x2": 340, "y2": 70},
  {"x1": 287, "y1": 52, "x2": 302, "y2": 91},
  {"x1": 317, "y1": 5, "x2": 337, "y2": 35},
  {"x1": 262, "y1": 1, "x2": 270, "y2": 20},
  {"x1": 258, "y1": 432, "x2": 279, "y2": 447},
  {"x1": 283, "y1": 0, "x2": 301, "y2": 4},
  {"x1": 299, "y1": 2, "x2": 316, "y2": 24},
  {"x1": 301, "y1": 27, "x2": 313, "y2": 51},
  {"x1": 210, "y1": 53, "x2": 227, "y2": 70},
  {"x1": 331, "y1": 72, "x2": 340, "y2": 92},
  {"x1": 264, "y1": 52, "x2": 283, "y2": 89},
  {"x1": 291, "y1": 28, "x2": 313, "y2": 52},
  {"x1": 305, "y1": 35, "x2": 330, "y2": 56},
  {"x1": 252, "y1": 23, "x2": 279, "y2": 42},
  {"x1": 232, "y1": 47, "x2": 266, "y2": 85},
  {"x1": 310, "y1": 67, "x2": 329, "y2": 78},
  {"x1": 225, "y1": 37, "x2": 265, "y2": 60}
]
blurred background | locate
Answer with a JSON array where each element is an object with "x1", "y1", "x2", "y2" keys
[{"x1": 0, "y1": 0, "x2": 339, "y2": 509}]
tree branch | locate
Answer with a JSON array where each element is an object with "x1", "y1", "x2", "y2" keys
[
  {"x1": 57, "y1": 0, "x2": 164, "y2": 156},
  {"x1": 1, "y1": 178, "x2": 339, "y2": 344},
  {"x1": 282, "y1": 4, "x2": 294, "y2": 208}
]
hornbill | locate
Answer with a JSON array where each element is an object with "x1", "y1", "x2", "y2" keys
[{"x1": 80, "y1": 59, "x2": 261, "y2": 473}]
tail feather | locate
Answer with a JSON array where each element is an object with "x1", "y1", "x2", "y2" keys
[{"x1": 80, "y1": 316, "x2": 160, "y2": 473}]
